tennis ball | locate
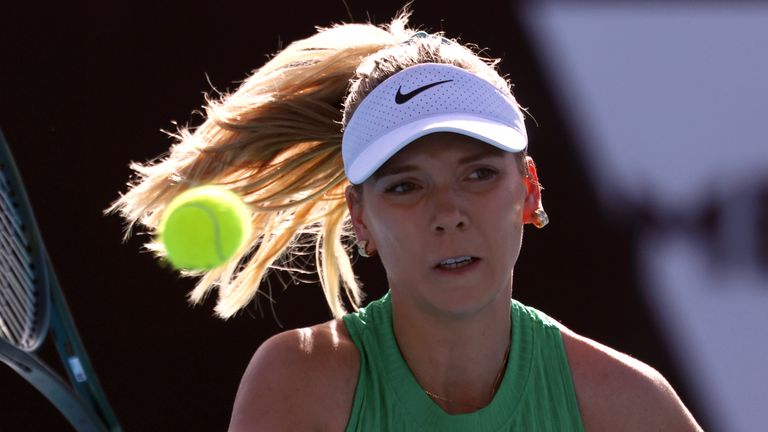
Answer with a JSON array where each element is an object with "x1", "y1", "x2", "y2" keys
[{"x1": 159, "y1": 185, "x2": 251, "y2": 270}]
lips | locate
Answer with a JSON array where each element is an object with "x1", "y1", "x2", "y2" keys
[{"x1": 435, "y1": 256, "x2": 478, "y2": 270}]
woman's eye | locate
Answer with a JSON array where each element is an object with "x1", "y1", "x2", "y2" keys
[
  {"x1": 385, "y1": 182, "x2": 419, "y2": 194},
  {"x1": 468, "y1": 167, "x2": 498, "y2": 180}
]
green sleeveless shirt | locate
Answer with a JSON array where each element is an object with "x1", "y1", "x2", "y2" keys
[{"x1": 341, "y1": 293, "x2": 584, "y2": 431}]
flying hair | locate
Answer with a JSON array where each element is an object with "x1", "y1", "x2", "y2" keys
[{"x1": 108, "y1": 10, "x2": 526, "y2": 319}]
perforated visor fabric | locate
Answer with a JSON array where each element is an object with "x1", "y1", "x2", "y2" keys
[{"x1": 342, "y1": 63, "x2": 527, "y2": 184}]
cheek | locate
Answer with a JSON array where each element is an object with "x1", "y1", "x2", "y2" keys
[
  {"x1": 482, "y1": 184, "x2": 526, "y2": 252},
  {"x1": 364, "y1": 206, "x2": 427, "y2": 278},
  {"x1": 487, "y1": 182, "x2": 526, "y2": 223},
  {"x1": 364, "y1": 205, "x2": 418, "y2": 253}
]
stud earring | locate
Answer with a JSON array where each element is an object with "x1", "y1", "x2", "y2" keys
[
  {"x1": 532, "y1": 208, "x2": 549, "y2": 229},
  {"x1": 357, "y1": 240, "x2": 375, "y2": 257}
]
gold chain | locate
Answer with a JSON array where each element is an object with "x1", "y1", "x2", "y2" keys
[{"x1": 424, "y1": 344, "x2": 510, "y2": 410}]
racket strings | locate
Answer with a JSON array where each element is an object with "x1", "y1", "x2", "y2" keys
[{"x1": 0, "y1": 169, "x2": 39, "y2": 350}]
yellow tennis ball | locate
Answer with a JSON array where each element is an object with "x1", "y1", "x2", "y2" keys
[{"x1": 159, "y1": 186, "x2": 251, "y2": 270}]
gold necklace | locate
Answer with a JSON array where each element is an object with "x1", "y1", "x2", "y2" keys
[{"x1": 423, "y1": 344, "x2": 510, "y2": 410}]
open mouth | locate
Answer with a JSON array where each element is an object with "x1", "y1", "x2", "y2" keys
[{"x1": 435, "y1": 256, "x2": 477, "y2": 270}]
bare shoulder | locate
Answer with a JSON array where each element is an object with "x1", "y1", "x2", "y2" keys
[
  {"x1": 556, "y1": 324, "x2": 703, "y2": 432},
  {"x1": 228, "y1": 318, "x2": 360, "y2": 432}
]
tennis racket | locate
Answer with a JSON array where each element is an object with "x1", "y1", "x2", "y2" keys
[{"x1": 0, "y1": 129, "x2": 122, "y2": 431}]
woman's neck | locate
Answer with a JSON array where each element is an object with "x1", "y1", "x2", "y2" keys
[{"x1": 390, "y1": 287, "x2": 513, "y2": 413}]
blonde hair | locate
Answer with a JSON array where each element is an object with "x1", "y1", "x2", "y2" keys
[{"x1": 109, "y1": 11, "x2": 522, "y2": 319}]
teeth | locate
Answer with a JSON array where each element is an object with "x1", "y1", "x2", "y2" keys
[
  {"x1": 439, "y1": 256, "x2": 473, "y2": 269},
  {"x1": 441, "y1": 257, "x2": 470, "y2": 265}
]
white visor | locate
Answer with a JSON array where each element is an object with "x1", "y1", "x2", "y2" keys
[{"x1": 342, "y1": 63, "x2": 527, "y2": 184}]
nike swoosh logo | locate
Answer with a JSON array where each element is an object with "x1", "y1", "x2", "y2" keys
[{"x1": 395, "y1": 79, "x2": 453, "y2": 104}]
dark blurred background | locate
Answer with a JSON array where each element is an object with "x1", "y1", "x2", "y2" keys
[{"x1": 0, "y1": 1, "x2": 710, "y2": 430}]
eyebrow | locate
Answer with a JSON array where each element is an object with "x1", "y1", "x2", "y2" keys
[{"x1": 373, "y1": 148, "x2": 505, "y2": 181}]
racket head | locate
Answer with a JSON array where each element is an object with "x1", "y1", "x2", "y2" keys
[{"x1": 0, "y1": 130, "x2": 51, "y2": 352}]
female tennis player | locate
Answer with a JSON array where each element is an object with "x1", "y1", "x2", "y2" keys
[{"x1": 111, "y1": 12, "x2": 702, "y2": 431}]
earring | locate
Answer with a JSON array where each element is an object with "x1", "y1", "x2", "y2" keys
[
  {"x1": 532, "y1": 208, "x2": 549, "y2": 229},
  {"x1": 357, "y1": 240, "x2": 375, "y2": 257}
]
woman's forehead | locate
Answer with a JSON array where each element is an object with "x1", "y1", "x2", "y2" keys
[{"x1": 384, "y1": 133, "x2": 505, "y2": 166}]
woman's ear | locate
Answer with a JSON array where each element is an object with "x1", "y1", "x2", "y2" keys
[
  {"x1": 345, "y1": 185, "x2": 375, "y2": 245},
  {"x1": 521, "y1": 157, "x2": 548, "y2": 228}
]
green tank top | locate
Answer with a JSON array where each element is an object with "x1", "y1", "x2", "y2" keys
[{"x1": 341, "y1": 292, "x2": 584, "y2": 431}]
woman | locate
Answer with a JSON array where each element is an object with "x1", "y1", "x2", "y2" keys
[{"x1": 111, "y1": 12, "x2": 702, "y2": 431}]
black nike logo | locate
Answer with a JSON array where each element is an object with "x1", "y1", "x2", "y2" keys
[{"x1": 395, "y1": 79, "x2": 453, "y2": 104}]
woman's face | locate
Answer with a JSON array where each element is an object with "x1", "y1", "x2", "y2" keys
[{"x1": 347, "y1": 132, "x2": 542, "y2": 316}]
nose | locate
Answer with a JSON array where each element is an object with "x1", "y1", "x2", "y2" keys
[{"x1": 430, "y1": 187, "x2": 469, "y2": 234}]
